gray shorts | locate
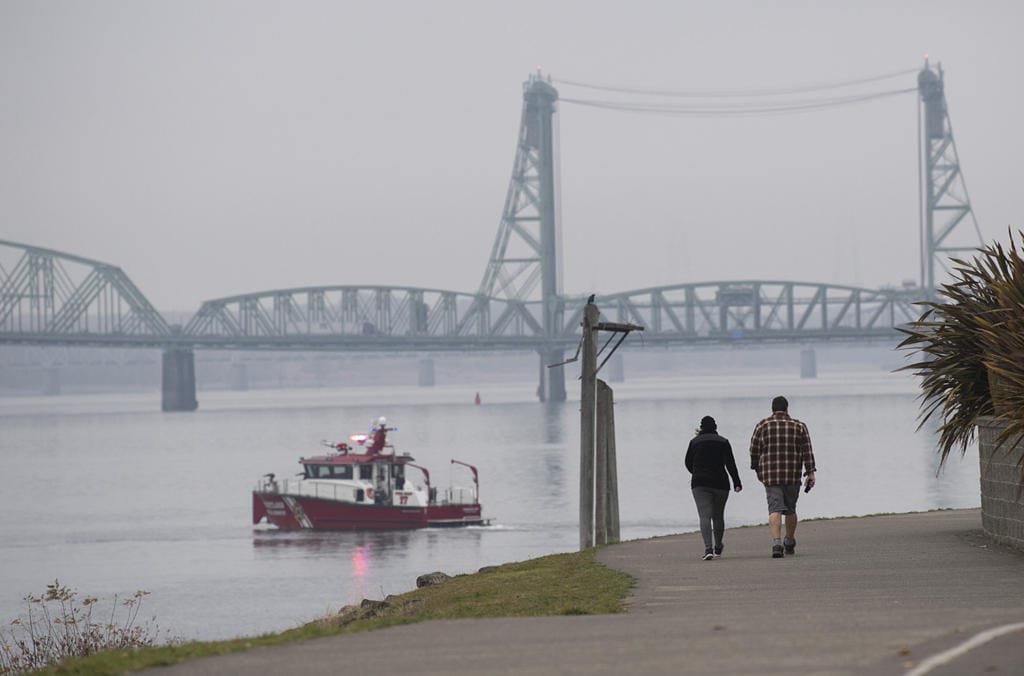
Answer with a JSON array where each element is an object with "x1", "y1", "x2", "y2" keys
[{"x1": 765, "y1": 485, "x2": 800, "y2": 515}]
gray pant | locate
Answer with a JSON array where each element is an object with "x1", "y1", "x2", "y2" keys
[{"x1": 691, "y1": 486, "x2": 730, "y2": 549}]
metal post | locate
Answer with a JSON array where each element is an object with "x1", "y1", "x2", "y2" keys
[{"x1": 579, "y1": 303, "x2": 598, "y2": 550}]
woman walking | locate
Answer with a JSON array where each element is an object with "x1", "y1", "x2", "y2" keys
[{"x1": 685, "y1": 415, "x2": 743, "y2": 560}]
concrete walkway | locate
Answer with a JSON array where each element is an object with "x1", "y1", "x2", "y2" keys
[{"x1": 151, "y1": 509, "x2": 1024, "y2": 675}]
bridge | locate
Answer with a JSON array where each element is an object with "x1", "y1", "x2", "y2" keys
[{"x1": 0, "y1": 60, "x2": 980, "y2": 409}]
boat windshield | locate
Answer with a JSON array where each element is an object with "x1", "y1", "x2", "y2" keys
[{"x1": 304, "y1": 464, "x2": 354, "y2": 480}]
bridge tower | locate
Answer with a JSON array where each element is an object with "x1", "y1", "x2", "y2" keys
[
  {"x1": 478, "y1": 71, "x2": 566, "y2": 401},
  {"x1": 918, "y1": 58, "x2": 983, "y2": 294}
]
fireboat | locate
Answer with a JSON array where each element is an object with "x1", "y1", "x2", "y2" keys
[{"x1": 252, "y1": 418, "x2": 487, "y2": 530}]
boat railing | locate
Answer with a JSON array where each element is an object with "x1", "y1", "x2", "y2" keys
[
  {"x1": 256, "y1": 477, "x2": 363, "y2": 503},
  {"x1": 440, "y1": 486, "x2": 476, "y2": 505}
]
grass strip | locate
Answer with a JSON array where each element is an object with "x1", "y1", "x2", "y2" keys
[{"x1": 43, "y1": 548, "x2": 633, "y2": 675}]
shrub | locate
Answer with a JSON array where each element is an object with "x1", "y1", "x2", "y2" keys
[
  {"x1": 0, "y1": 580, "x2": 160, "y2": 674},
  {"x1": 898, "y1": 228, "x2": 1024, "y2": 476}
]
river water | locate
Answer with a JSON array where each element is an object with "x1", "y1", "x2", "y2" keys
[{"x1": 0, "y1": 365, "x2": 979, "y2": 641}]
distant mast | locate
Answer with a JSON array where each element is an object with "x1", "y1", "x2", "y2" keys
[
  {"x1": 475, "y1": 69, "x2": 565, "y2": 402},
  {"x1": 917, "y1": 56, "x2": 982, "y2": 295}
]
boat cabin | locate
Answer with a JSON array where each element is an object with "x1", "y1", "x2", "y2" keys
[{"x1": 297, "y1": 450, "x2": 421, "y2": 505}]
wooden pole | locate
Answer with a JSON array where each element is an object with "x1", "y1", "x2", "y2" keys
[
  {"x1": 601, "y1": 379, "x2": 620, "y2": 543},
  {"x1": 595, "y1": 378, "x2": 609, "y2": 546},
  {"x1": 579, "y1": 303, "x2": 598, "y2": 550}
]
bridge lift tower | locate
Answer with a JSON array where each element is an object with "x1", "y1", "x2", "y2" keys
[
  {"x1": 918, "y1": 58, "x2": 983, "y2": 295},
  {"x1": 477, "y1": 71, "x2": 566, "y2": 402}
]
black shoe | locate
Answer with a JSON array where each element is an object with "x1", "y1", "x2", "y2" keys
[
  {"x1": 714, "y1": 544, "x2": 724, "y2": 557},
  {"x1": 702, "y1": 549, "x2": 715, "y2": 561},
  {"x1": 772, "y1": 544, "x2": 784, "y2": 558},
  {"x1": 784, "y1": 539, "x2": 796, "y2": 555}
]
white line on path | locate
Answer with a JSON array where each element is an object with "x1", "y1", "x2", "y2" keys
[{"x1": 904, "y1": 622, "x2": 1024, "y2": 676}]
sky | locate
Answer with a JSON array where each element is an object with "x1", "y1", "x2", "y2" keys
[{"x1": 2, "y1": 0, "x2": 1022, "y2": 313}]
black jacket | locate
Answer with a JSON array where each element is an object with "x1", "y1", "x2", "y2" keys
[{"x1": 685, "y1": 432, "x2": 742, "y2": 491}]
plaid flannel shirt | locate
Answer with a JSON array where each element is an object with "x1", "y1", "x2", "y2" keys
[{"x1": 749, "y1": 411, "x2": 815, "y2": 486}]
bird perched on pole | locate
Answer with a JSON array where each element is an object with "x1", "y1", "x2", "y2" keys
[{"x1": 587, "y1": 294, "x2": 595, "y2": 304}]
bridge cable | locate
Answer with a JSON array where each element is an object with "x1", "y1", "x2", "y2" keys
[
  {"x1": 554, "y1": 66, "x2": 919, "y2": 117},
  {"x1": 559, "y1": 87, "x2": 916, "y2": 117},
  {"x1": 553, "y1": 66, "x2": 918, "y2": 98}
]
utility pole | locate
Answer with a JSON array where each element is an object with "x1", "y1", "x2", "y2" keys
[
  {"x1": 579, "y1": 303, "x2": 598, "y2": 549},
  {"x1": 577, "y1": 301, "x2": 642, "y2": 550}
]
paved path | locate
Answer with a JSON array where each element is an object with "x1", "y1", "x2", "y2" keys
[{"x1": 151, "y1": 509, "x2": 1024, "y2": 675}]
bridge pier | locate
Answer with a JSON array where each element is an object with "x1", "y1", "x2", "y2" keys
[
  {"x1": 800, "y1": 347, "x2": 817, "y2": 379},
  {"x1": 538, "y1": 349, "x2": 567, "y2": 402},
  {"x1": 418, "y1": 358, "x2": 435, "y2": 387},
  {"x1": 229, "y1": 361, "x2": 249, "y2": 391},
  {"x1": 43, "y1": 366, "x2": 61, "y2": 396},
  {"x1": 162, "y1": 348, "x2": 198, "y2": 411}
]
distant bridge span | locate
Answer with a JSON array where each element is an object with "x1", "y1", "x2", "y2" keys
[
  {"x1": 181, "y1": 280, "x2": 917, "y2": 350},
  {"x1": 0, "y1": 237, "x2": 916, "y2": 351},
  {"x1": 0, "y1": 61, "x2": 980, "y2": 408}
]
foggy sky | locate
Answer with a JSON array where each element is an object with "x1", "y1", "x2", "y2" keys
[{"x1": 2, "y1": 1, "x2": 1021, "y2": 313}]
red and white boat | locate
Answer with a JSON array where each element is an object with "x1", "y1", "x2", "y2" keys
[{"x1": 252, "y1": 424, "x2": 486, "y2": 530}]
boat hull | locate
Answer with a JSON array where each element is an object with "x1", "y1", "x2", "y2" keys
[
  {"x1": 427, "y1": 503, "x2": 486, "y2": 527},
  {"x1": 253, "y1": 492, "x2": 485, "y2": 530}
]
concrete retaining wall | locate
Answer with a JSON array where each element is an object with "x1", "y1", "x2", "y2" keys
[{"x1": 977, "y1": 416, "x2": 1024, "y2": 551}]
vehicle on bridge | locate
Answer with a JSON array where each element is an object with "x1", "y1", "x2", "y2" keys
[{"x1": 252, "y1": 426, "x2": 486, "y2": 530}]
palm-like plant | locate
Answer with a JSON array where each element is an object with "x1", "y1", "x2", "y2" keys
[
  {"x1": 898, "y1": 229, "x2": 1024, "y2": 476},
  {"x1": 978, "y1": 236, "x2": 1024, "y2": 425}
]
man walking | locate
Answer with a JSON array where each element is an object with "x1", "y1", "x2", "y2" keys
[{"x1": 749, "y1": 396, "x2": 816, "y2": 558}]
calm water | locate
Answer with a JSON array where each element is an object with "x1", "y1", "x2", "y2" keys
[{"x1": 0, "y1": 369, "x2": 978, "y2": 641}]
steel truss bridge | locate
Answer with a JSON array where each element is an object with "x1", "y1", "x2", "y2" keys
[
  {"x1": 0, "y1": 262, "x2": 921, "y2": 350},
  {"x1": 0, "y1": 60, "x2": 979, "y2": 408}
]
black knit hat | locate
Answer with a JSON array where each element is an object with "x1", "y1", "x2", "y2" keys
[{"x1": 700, "y1": 415, "x2": 717, "y2": 432}]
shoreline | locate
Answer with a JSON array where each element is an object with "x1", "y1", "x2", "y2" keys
[
  {"x1": 145, "y1": 507, "x2": 1024, "y2": 676},
  {"x1": 30, "y1": 507, "x2": 1020, "y2": 675}
]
